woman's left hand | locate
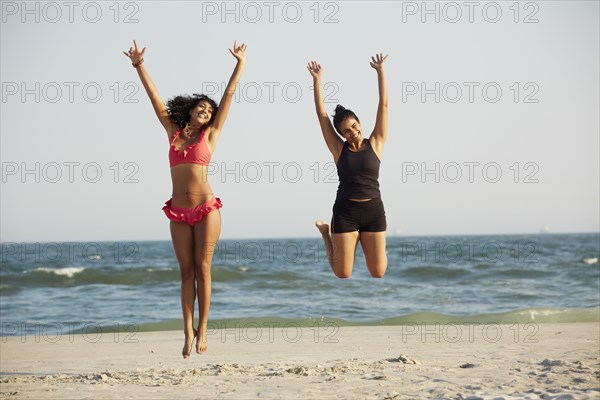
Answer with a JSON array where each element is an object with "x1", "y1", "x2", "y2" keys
[
  {"x1": 229, "y1": 40, "x2": 247, "y2": 63},
  {"x1": 370, "y1": 53, "x2": 388, "y2": 71}
]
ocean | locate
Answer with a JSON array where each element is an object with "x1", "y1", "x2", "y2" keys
[{"x1": 1, "y1": 233, "x2": 598, "y2": 336}]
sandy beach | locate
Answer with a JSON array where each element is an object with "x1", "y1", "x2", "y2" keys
[{"x1": 1, "y1": 322, "x2": 598, "y2": 399}]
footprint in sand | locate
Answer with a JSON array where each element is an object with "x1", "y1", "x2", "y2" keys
[
  {"x1": 286, "y1": 366, "x2": 309, "y2": 376},
  {"x1": 386, "y1": 355, "x2": 418, "y2": 364}
]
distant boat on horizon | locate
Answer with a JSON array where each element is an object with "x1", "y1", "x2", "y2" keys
[{"x1": 539, "y1": 225, "x2": 550, "y2": 234}]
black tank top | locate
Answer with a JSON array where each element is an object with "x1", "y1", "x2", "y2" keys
[{"x1": 336, "y1": 139, "x2": 381, "y2": 199}]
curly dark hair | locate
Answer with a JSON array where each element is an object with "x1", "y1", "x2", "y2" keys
[
  {"x1": 332, "y1": 104, "x2": 360, "y2": 136},
  {"x1": 166, "y1": 93, "x2": 219, "y2": 129}
]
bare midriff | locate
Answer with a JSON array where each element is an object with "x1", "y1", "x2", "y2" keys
[{"x1": 170, "y1": 164, "x2": 213, "y2": 207}]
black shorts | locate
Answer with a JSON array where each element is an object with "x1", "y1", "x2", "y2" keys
[{"x1": 331, "y1": 198, "x2": 387, "y2": 234}]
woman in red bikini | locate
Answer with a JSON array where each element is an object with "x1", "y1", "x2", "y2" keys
[{"x1": 123, "y1": 39, "x2": 246, "y2": 358}]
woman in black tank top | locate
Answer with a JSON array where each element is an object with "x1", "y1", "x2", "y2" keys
[{"x1": 307, "y1": 53, "x2": 389, "y2": 279}]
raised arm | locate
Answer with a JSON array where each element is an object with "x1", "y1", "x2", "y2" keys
[
  {"x1": 205, "y1": 41, "x2": 247, "y2": 148},
  {"x1": 307, "y1": 61, "x2": 343, "y2": 161},
  {"x1": 123, "y1": 40, "x2": 179, "y2": 139},
  {"x1": 369, "y1": 53, "x2": 388, "y2": 156}
]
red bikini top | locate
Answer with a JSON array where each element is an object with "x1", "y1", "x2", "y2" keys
[{"x1": 169, "y1": 129, "x2": 212, "y2": 167}]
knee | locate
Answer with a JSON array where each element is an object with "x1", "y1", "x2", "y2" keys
[
  {"x1": 368, "y1": 263, "x2": 387, "y2": 278},
  {"x1": 334, "y1": 270, "x2": 352, "y2": 279},
  {"x1": 370, "y1": 270, "x2": 385, "y2": 278},
  {"x1": 180, "y1": 265, "x2": 195, "y2": 282},
  {"x1": 195, "y1": 262, "x2": 212, "y2": 283}
]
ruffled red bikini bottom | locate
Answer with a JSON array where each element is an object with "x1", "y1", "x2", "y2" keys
[{"x1": 162, "y1": 197, "x2": 222, "y2": 226}]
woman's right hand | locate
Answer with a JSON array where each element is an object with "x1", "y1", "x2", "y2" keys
[
  {"x1": 122, "y1": 39, "x2": 146, "y2": 65},
  {"x1": 307, "y1": 60, "x2": 323, "y2": 79}
]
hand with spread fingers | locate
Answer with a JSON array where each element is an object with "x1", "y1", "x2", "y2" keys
[
  {"x1": 369, "y1": 53, "x2": 388, "y2": 71},
  {"x1": 307, "y1": 60, "x2": 323, "y2": 79}
]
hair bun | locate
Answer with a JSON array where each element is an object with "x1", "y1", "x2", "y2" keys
[{"x1": 331, "y1": 104, "x2": 359, "y2": 135}]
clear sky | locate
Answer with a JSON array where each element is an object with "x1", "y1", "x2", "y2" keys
[{"x1": 1, "y1": 0, "x2": 598, "y2": 242}]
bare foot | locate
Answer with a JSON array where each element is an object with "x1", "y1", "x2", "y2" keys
[
  {"x1": 315, "y1": 219, "x2": 330, "y2": 235},
  {"x1": 316, "y1": 219, "x2": 335, "y2": 271},
  {"x1": 182, "y1": 328, "x2": 197, "y2": 359},
  {"x1": 196, "y1": 326, "x2": 208, "y2": 354}
]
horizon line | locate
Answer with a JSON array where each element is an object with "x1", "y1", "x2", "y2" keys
[{"x1": 1, "y1": 230, "x2": 599, "y2": 244}]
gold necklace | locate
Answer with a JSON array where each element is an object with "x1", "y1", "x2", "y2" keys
[{"x1": 182, "y1": 123, "x2": 201, "y2": 139}]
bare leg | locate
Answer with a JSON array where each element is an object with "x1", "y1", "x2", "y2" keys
[
  {"x1": 170, "y1": 221, "x2": 197, "y2": 358},
  {"x1": 193, "y1": 209, "x2": 222, "y2": 354},
  {"x1": 360, "y1": 231, "x2": 388, "y2": 278},
  {"x1": 315, "y1": 220, "x2": 359, "y2": 278}
]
